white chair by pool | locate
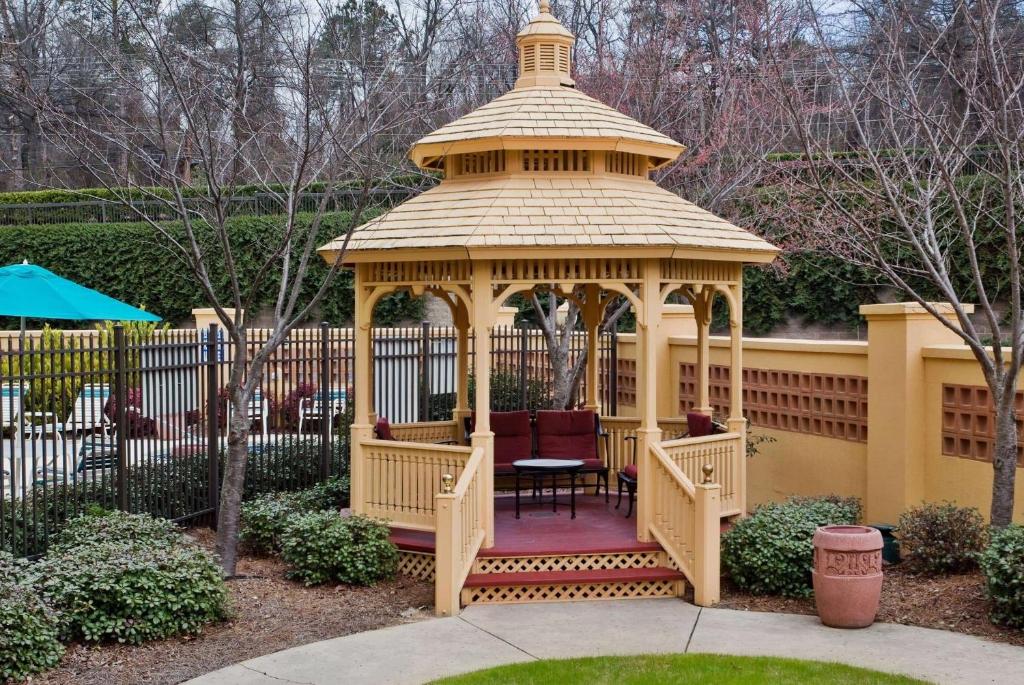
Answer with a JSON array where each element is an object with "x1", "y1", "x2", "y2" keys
[
  {"x1": 22, "y1": 383, "x2": 113, "y2": 437},
  {"x1": 228, "y1": 389, "x2": 270, "y2": 439},
  {"x1": 298, "y1": 388, "x2": 346, "y2": 436}
]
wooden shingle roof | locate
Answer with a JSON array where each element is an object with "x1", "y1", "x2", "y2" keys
[
  {"x1": 410, "y1": 87, "x2": 684, "y2": 169},
  {"x1": 321, "y1": 175, "x2": 777, "y2": 261}
]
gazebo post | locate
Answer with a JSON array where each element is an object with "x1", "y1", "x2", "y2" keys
[
  {"x1": 694, "y1": 286, "x2": 714, "y2": 417},
  {"x1": 470, "y1": 261, "x2": 495, "y2": 547},
  {"x1": 350, "y1": 263, "x2": 374, "y2": 515},
  {"x1": 724, "y1": 280, "x2": 747, "y2": 516},
  {"x1": 581, "y1": 284, "x2": 602, "y2": 413},
  {"x1": 635, "y1": 258, "x2": 663, "y2": 542},
  {"x1": 452, "y1": 303, "x2": 471, "y2": 442}
]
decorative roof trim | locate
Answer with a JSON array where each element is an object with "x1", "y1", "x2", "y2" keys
[{"x1": 411, "y1": 137, "x2": 683, "y2": 170}]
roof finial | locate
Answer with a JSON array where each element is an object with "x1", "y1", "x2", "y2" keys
[{"x1": 539, "y1": 0, "x2": 550, "y2": 13}]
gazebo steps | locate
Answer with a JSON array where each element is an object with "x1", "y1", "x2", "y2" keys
[{"x1": 460, "y1": 566, "x2": 685, "y2": 605}]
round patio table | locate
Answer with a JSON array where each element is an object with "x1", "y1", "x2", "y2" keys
[{"x1": 512, "y1": 458, "x2": 584, "y2": 520}]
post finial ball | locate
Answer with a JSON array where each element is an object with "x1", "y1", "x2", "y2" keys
[
  {"x1": 701, "y1": 463, "x2": 714, "y2": 484},
  {"x1": 441, "y1": 473, "x2": 454, "y2": 493},
  {"x1": 539, "y1": 0, "x2": 550, "y2": 13}
]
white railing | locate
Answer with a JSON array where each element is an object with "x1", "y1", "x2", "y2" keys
[
  {"x1": 359, "y1": 438, "x2": 473, "y2": 530},
  {"x1": 434, "y1": 445, "x2": 486, "y2": 616},
  {"x1": 647, "y1": 441, "x2": 721, "y2": 606},
  {"x1": 661, "y1": 432, "x2": 743, "y2": 516}
]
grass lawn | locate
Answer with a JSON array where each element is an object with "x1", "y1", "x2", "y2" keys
[{"x1": 430, "y1": 654, "x2": 929, "y2": 685}]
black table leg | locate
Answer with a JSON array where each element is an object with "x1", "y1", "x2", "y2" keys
[
  {"x1": 570, "y1": 471, "x2": 577, "y2": 519},
  {"x1": 515, "y1": 470, "x2": 521, "y2": 519}
]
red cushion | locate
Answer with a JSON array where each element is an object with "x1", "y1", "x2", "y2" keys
[
  {"x1": 374, "y1": 417, "x2": 394, "y2": 441},
  {"x1": 623, "y1": 463, "x2": 638, "y2": 479},
  {"x1": 578, "y1": 458, "x2": 606, "y2": 471},
  {"x1": 686, "y1": 412, "x2": 713, "y2": 438},
  {"x1": 535, "y1": 410, "x2": 597, "y2": 460},
  {"x1": 470, "y1": 411, "x2": 533, "y2": 466}
]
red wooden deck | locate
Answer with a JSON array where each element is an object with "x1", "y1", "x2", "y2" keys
[{"x1": 390, "y1": 494, "x2": 660, "y2": 556}]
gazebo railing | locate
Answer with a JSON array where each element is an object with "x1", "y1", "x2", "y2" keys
[
  {"x1": 434, "y1": 444, "x2": 486, "y2": 616},
  {"x1": 647, "y1": 441, "x2": 721, "y2": 606},
  {"x1": 661, "y1": 432, "x2": 743, "y2": 517},
  {"x1": 360, "y1": 438, "x2": 473, "y2": 530},
  {"x1": 388, "y1": 419, "x2": 461, "y2": 444},
  {"x1": 599, "y1": 415, "x2": 690, "y2": 473}
]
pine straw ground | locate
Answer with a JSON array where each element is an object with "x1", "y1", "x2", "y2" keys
[
  {"x1": 719, "y1": 565, "x2": 1024, "y2": 648},
  {"x1": 33, "y1": 529, "x2": 435, "y2": 685}
]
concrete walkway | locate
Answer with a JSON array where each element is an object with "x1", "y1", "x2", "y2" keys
[{"x1": 186, "y1": 600, "x2": 1024, "y2": 685}]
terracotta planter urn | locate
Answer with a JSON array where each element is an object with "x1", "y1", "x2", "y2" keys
[{"x1": 812, "y1": 525, "x2": 883, "y2": 628}]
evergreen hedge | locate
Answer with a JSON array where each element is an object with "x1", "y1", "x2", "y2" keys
[{"x1": 0, "y1": 212, "x2": 420, "y2": 328}]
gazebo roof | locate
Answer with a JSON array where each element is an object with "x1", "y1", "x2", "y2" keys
[
  {"x1": 320, "y1": 174, "x2": 777, "y2": 262},
  {"x1": 409, "y1": 87, "x2": 685, "y2": 170},
  {"x1": 320, "y1": 2, "x2": 778, "y2": 266}
]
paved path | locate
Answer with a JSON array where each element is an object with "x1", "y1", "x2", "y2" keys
[{"x1": 186, "y1": 600, "x2": 1024, "y2": 685}]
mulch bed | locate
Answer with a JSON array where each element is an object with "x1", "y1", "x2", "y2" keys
[
  {"x1": 719, "y1": 565, "x2": 1024, "y2": 647},
  {"x1": 35, "y1": 529, "x2": 434, "y2": 685}
]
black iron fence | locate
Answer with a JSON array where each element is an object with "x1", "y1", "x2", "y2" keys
[{"x1": 1, "y1": 323, "x2": 623, "y2": 556}]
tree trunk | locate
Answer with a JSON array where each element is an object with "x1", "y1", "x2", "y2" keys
[
  {"x1": 215, "y1": 387, "x2": 252, "y2": 576},
  {"x1": 990, "y1": 389, "x2": 1019, "y2": 527}
]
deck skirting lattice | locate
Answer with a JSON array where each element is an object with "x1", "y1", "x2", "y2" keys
[
  {"x1": 398, "y1": 551, "x2": 436, "y2": 581},
  {"x1": 474, "y1": 551, "x2": 662, "y2": 574},
  {"x1": 461, "y1": 579, "x2": 683, "y2": 605}
]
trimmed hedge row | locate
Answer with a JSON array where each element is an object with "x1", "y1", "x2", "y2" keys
[{"x1": 0, "y1": 212, "x2": 420, "y2": 328}]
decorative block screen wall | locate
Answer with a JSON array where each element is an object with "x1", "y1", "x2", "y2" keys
[
  {"x1": 679, "y1": 363, "x2": 868, "y2": 442},
  {"x1": 941, "y1": 384, "x2": 1024, "y2": 464},
  {"x1": 600, "y1": 357, "x2": 637, "y2": 406}
]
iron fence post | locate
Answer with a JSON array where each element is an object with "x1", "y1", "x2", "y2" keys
[
  {"x1": 420, "y1": 321, "x2": 431, "y2": 422},
  {"x1": 206, "y1": 323, "x2": 220, "y2": 528},
  {"x1": 113, "y1": 325, "x2": 129, "y2": 511},
  {"x1": 319, "y1": 321, "x2": 330, "y2": 479},
  {"x1": 519, "y1": 325, "x2": 528, "y2": 410}
]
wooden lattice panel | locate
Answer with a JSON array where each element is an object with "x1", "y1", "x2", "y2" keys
[
  {"x1": 941, "y1": 384, "x2": 1024, "y2": 464},
  {"x1": 615, "y1": 358, "x2": 637, "y2": 407},
  {"x1": 679, "y1": 363, "x2": 868, "y2": 442},
  {"x1": 474, "y1": 551, "x2": 663, "y2": 575},
  {"x1": 398, "y1": 551, "x2": 436, "y2": 581},
  {"x1": 462, "y1": 579, "x2": 682, "y2": 605},
  {"x1": 366, "y1": 260, "x2": 471, "y2": 285},
  {"x1": 491, "y1": 258, "x2": 640, "y2": 283}
]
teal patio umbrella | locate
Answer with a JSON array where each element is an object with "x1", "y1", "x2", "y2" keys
[{"x1": 0, "y1": 261, "x2": 160, "y2": 341}]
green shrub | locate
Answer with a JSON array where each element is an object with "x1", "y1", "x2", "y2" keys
[
  {"x1": 979, "y1": 524, "x2": 1024, "y2": 629},
  {"x1": 785, "y1": 495, "x2": 862, "y2": 524},
  {"x1": 897, "y1": 502, "x2": 986, "y2": 575},
  {"x1": 240, "y1": 476, "x2": 351, "y2": 555},
  {"x1": 280, "y1": 513, "x2": 398, "y2": 586},
  {"x1": 33, "y1": 513, "x2": 227, "y2": 644},
  {"x1": 1, "y1": 553, "x2": 64, "y2": 681},
  {"x1": 722, "y1": 496, "x2": 861, "y2": 597},
  {"x1": 49, "y1": 509, "x2": 182, "y2": 553},
  {"x1": 0, "y1": 212, "x2": 420, "y2": 328}
]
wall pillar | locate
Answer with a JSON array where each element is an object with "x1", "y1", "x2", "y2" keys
[
  {"x1": 861, "y1": 302, "x2": 970, "y2": 523},
  {"x1": 657, "y1": 303, "x2": 696, "y2": 418}
]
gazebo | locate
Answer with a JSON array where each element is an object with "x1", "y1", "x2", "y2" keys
[{"x1": 319, "y1": 1, "x2": 777, "y2": 616}]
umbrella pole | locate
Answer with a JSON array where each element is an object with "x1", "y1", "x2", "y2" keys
[{"x1": 19, "y1": 316, "x2": 24, "y2": 349}]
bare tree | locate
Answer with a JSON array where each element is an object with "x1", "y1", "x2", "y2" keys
[
  {"x1": 769, "y1": 0, "x2": 1024, "y2": 525},
  {"x1": 22, "y1": 0, "x2": 413, "y2": 573}
]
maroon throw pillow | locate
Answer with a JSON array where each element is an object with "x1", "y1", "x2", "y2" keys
[{"x1": 686, "y1": 412, "x2": 713, "y2": 438}]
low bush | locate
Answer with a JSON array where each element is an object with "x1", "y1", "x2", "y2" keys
[
  {"x1": 1, "y1": 553, "x2": 64, "y2": 681},
  {"x1": 897, "y1": 502, "x2": 986, "y2": 575},
  {"x1": 33, "y1": 513, "x2": 227, "y2": 644},
  {"x1": 280, "y1": 513, "x2": 397, "y2": 586},
  {"x1": 240, "y1": 476, "x2": 351, "y2": 555},
  {"x1": 722, "y1": 496, "x2": 861, "y2": 597},
  {"x1": 979, "y1": 524, "x2": 1024, "y2": 629},
  {"x1": 49, "y1": 508, "x2": 182, "y2": 553}
]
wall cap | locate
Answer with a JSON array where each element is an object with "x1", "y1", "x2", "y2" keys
[
  {"x1": 859, "y1": 302, "x2": 973, "y2": 319},
  {"x1": 668, "y1": 335, "x2": 869, "y2": 355}
]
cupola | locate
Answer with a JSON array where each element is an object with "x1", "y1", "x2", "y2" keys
[{"x1": 515, "y1": 0, "x2": 575, "y2": 88}]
